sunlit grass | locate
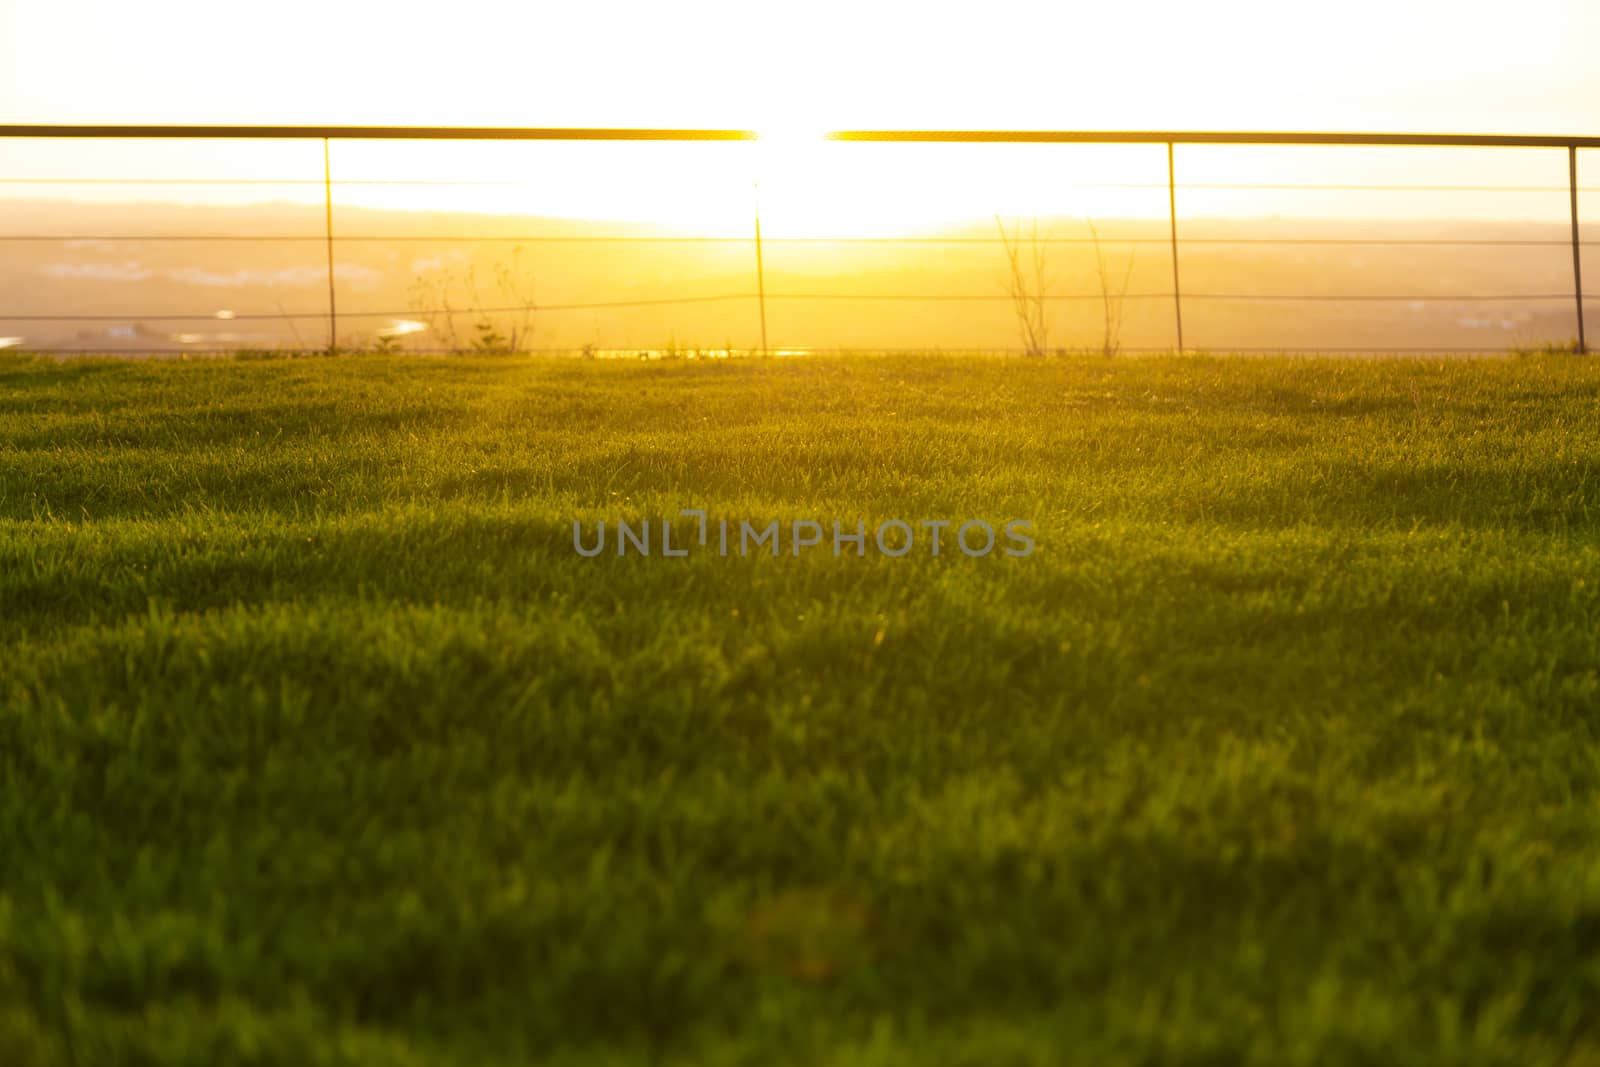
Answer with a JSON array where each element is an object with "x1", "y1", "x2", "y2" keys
[{"x1": 2, "y1": 351, "x2": 1599, "y2": 1065}]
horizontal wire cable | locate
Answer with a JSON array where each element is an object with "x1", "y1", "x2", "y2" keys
[
  {"x1": 0, "y1": 234, "x2": 1589, "y2": 247},
  {"x1": 1178, "y1": 183, "x2": 1599, "y2": 193},
  {"x1": 6, "y1": 346, "x2": 1533, "y2": 356},
  {"x1": 789, "y1": 292, "x2": 1600, "y2": 302},
  {"x1": 3, "y1": 175, "x2": 1599, "y2": 193},
  {"x1": 4, "y1": 292, "x2": 1588, "y2": 323},
  {"x1": 1166, "y1": 293, "x2": 1578, "y2": 302},
  {"x1": 0, "y1": 177, "x2": 1167, "y2": 189},
  {"x1": 661, "y1": 346, "x2": 1531, "y2": 355},
  {"x1": 763, "y1": 292, "x2": 1578, "y2": 302},
  {"x1": 0, "y1": 294, "x2": 757, "y2": 321}
]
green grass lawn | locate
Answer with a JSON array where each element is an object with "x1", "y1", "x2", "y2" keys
[{"x1": 2, "y1": 351, "x2": 1599, "y2": 1065}]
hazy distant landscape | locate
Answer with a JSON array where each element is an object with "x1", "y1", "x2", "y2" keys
[{"x1": 2, "y1": 198, "x2": 1591, "y2": 354}]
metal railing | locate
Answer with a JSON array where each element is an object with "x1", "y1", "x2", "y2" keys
[{"x1": 0, "y1": 125, "x2": 1594, "y2": 355}]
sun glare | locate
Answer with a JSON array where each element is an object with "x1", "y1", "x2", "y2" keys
[{"x1": 758, "y1": 125, "x2": 832, "y2": 147}]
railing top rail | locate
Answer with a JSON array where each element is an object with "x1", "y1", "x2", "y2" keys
[{"x1": 0, "y1": 125, "x2": 1596, "y2": 148}]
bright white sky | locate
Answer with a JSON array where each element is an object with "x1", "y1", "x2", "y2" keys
[
  {"x1": 2, "y1": 0, "x2": 1596, "y2": 131},
  {"x1": 1, "y1": 0, "x2": 1596, "y2": 227}
]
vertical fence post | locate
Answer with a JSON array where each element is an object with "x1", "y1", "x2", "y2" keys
[
  {"x1": 1167, "y1": 141, "x2": 1184, "y2": 353},
  {"x1": 752, "y1": 178, "x2": 769, "y2": 357},
  {"x1": 323, "y1": 137, "x2": 338, "y2": 354},
  {"x1": 1571, "y1": 145, "x2": 1587, "y2": 355}
]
